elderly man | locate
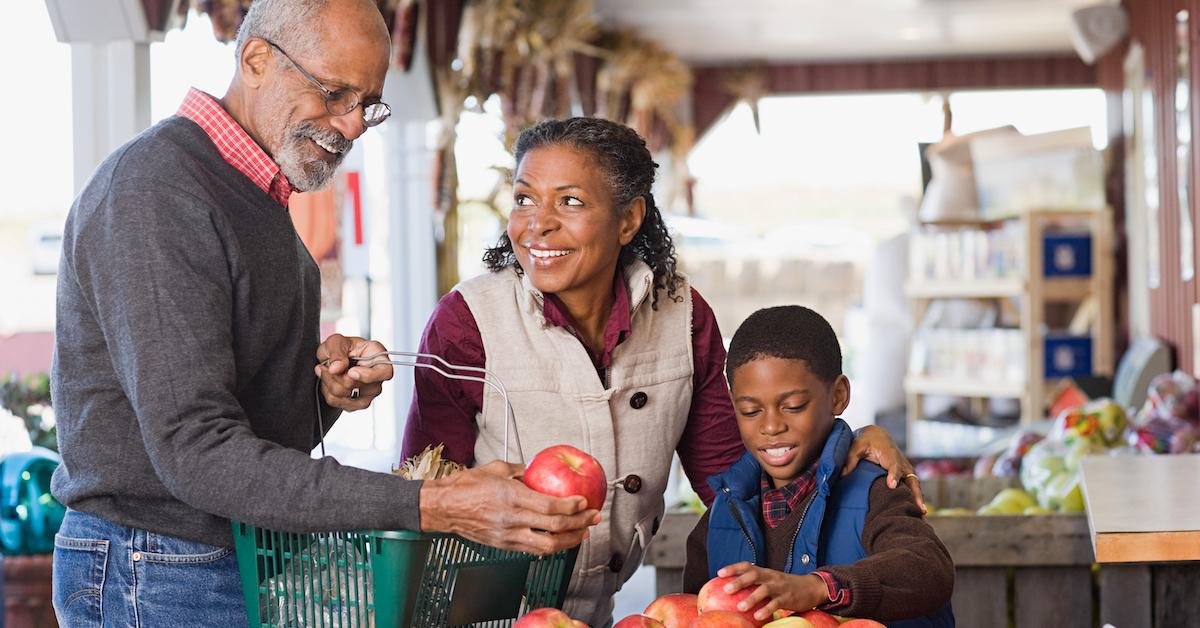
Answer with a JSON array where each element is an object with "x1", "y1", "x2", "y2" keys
[{"x1": 49, "y1": 0, "x2": 597, "y2": 625}]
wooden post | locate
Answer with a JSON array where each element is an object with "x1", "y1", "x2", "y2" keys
[
  {"x1": 1094, "y1": 210, "x2": 1116, "y2": 375},
  {"x1": 1014, "y1": 566, "x2": 1094, "y2": 628},
  {"x1": 950, "y1": 567, "x2": 1008, "y2": 628},
  {"x1": 1098, "y1": 564, "x2": 1151, "y2": 627},
  {"x1": 1022, "y1": 211, "x2": 1045, "y2": 425},
  {"x1": 1152, "y1": 563, "x2": 1200, "y2": 627}
]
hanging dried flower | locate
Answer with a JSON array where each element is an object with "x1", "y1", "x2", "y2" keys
[{"x1": 722, "y1": 64, "x2": 769, "y2": 135}]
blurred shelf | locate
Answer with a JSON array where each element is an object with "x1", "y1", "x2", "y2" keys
[
  {"x1": 905, "y1": 278, "x2": 1022, "y2": 299},
  {"x1": 904, "y1": 375, "x2": 1025, "y2": 398},
  {"x1": 906, "y1": 277, "x2": 1094, "y2": 301},
  {"x1": 906, "y1": 209, "x2": 1115, "y2": 456},
  {"x1": 1041, "y1": 277, "x2": 1093, "y2": 301},
  {"x1": 917, "y1": 212, "x2": 1021, "y2": 226}
]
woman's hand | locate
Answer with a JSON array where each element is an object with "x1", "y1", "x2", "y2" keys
[
  {"x1": 716, "y1": 562, "x2": 829, "y2": 622},
  {"x1": 842, "y1": 424, "x2": 926, "y2": 514}
]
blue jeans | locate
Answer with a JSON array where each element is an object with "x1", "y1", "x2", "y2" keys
[{"x1": 52, "y1": 509, "x2": 245, "y2": 627}]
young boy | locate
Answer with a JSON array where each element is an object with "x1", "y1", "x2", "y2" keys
[{"x1": 684, "y1": 306, "x2": 954, "y2": 626}]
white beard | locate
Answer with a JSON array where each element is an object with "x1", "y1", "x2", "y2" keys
[{"x1": 275, "y1": 120, "x2": 351, "y2": 191}]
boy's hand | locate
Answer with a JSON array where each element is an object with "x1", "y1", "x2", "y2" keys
[
  {"x1": 717, "y1": 562, "x2": 830, "y2": 622},
  {"x1": 843, "y1": 424, "x2": 927, "y2": 514}
]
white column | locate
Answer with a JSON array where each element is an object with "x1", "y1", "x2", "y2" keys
[
  {"x1": 358, "y1": 39, "x2": 439, "y2": 465},
  {"x1": 69, "y1": 40, "x2": 152, "y2": 192}
]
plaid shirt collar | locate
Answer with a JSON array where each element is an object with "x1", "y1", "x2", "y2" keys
[
  {"x1": 761, "y1": 459, "x2": 820, "y2": 529},
  {"x1": 176, "y1": 88, "x2": 293, "y2": 207}
]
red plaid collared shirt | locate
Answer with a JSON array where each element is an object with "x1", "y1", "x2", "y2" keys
[
  {"x1": 761, "y1": 467, "x2": 851, "y2": 610},
  {"x1": 176, "y1": 88, "x2": 293, "y2": 207}
]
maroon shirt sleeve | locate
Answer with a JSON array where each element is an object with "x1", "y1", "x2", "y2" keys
[
  {"x1": 401, "y1": 290, "x2": 485, "y2": 466},
  {"x1": 677, "y1": 288, "x2": 744, "y2": 506}
]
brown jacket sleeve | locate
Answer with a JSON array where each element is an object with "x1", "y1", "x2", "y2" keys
[
  {"x1": 682, "y1": 509, "x2": 712, "y2": 594},
  {"x1": 822, "y1": 478, "x2": 955, "y2": 620}
]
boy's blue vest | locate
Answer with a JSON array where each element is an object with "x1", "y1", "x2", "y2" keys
[{"x1": 706, "y1": 420, "x2": 954, "y2": 628}]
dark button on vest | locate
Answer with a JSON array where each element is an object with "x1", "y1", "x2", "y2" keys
[
  {"x1": 623, "y1": 474, "x2": 643, "y2": 494},
  {"x1": 630, "y1": 391, "x2": 648, "y2": 409}
]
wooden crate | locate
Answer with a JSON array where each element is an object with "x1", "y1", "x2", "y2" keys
[{"x1": 645, "y1": 475, "x2": 1200, "y2": 627}]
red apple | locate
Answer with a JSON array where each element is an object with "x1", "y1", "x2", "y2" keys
[
  {"x1": 644, "y1": 593, "x2": 700, "y2": 628},
  {"x1": 514, "y1": 608, "x2": 589, "y2": 628},
  {"x1": 797, "y1": 610, "x2": 839, "y2": 628},
  {"x1": 697, "y1": 576, "x2": 769, "y2": 627},
  {"x1": 522, "y1": 444, "x2": 608, "y2": 511},
  {"x1": 690, "y1": 611, "x2": 759, "y2": 628},
  {"x1": 614, "y1": 615, "x2": 667, "y2": 628},
  {"x1": 762, "y1": 619, "x2": 813, "y2": 628},
  {"x1": 839, "y1": 620, "x2": 885, "y2": 628}
]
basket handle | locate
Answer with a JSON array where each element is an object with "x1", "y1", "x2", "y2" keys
[{"x1": 315, "y1": 351, "x2": 520, "y2": 465}]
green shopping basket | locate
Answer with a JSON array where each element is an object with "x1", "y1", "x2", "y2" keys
[
  {"x1": 232, "y1": 523, "x2": 578, "y2": 627},
  {"x1": 234, "y1": 352, "x2": 579, "y2": 627}
]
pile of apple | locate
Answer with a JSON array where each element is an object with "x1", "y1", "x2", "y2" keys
[
  {"x1": 514, "y1": 577, "x2": 884, "y2": 627},
  {"x1": 517, "y1": 447, "x2": 883, "y2": 627}
]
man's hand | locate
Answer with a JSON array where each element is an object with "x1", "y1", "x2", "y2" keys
[
  {"x1": 717, "y1": 562, "x2": 829, "y2": 621},
  {"x1": 418, "y1": 461, "x2": 601, "y2": 555},
  {"x1": 842, "y1": 424, "x2": 926, "y2": 514},
  {"x1": 314, "y1": 334, "x2": 393, "y2": 411}
]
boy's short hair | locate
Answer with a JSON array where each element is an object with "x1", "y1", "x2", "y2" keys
[{"x1": 726, "y1": 305, "x2": 842, "y2": 385}]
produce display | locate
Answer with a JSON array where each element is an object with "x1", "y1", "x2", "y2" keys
[
  {"x1": 1131, "y1": 371, "x2": 1200, "y2": 453},
  {"x1": 795, "y1": 610, "x2": 842, "y2": 628},
  {"x1": 697, "y1": 576, "x2": 770, "y2": 626},
  {"x1": 643, "y1": 593, "x2": 701, "y2": 627},
  {"x1": 514, "y1": 607, "x2": 590, "y2": 628},
  {"x1": 522, "y1": 444, "x2": 609, "y2": 511},
  {"x1": 691, "y1": 611, "x2": 759, "y2": 627},
  {"x1": 584, "y1": 584, "x2": 885, "y2": 628},
  {"x1": 976, "y1": 487, "x2": 1048, "y2": 516},
  {"x1": 988, "y1": 430, "x2": 1043, "y2": 478},
  {"x1": 614, "y1": 616, "x2": 667, "y2": 628},
  {"x1": 929, "y1": 371, "x2": 1200, "y2": 517}
]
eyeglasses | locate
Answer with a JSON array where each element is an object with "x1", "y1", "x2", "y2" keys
[{"x1": 266, "y1": 40, "x2": 391, "y2": 128}]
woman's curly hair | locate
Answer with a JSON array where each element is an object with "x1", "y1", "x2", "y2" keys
[{"x1": 482, "y1": 117, "x2": 681, "y2": 309}]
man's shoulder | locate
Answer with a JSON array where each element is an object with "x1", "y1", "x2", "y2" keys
[
  {"x1": 106, "y1": 117, "x2": 220, "y2": 184},
  {"x1": 67, "y1": 119, "x2": 233, "y2": 241}
]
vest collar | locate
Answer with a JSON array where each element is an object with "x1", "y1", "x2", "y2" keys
[
  {"x1": 517, "y1": 260, "x2": 656, "y2": 329},
  {"x1": 708, "y1": 419, "x2": 855, "y2": 500}
]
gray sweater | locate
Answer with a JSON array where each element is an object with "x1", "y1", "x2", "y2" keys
[{"x1": 51, "y1": 116, "x2": 421, "y2": 547}]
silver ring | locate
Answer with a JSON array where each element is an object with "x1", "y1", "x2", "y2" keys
[{"x1": 350, "y1": 388, "x2": 360, "y2": 399}]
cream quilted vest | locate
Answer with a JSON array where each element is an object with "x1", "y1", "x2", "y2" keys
[{"x1": 456, "y1": 260, "x2": 694, "y2": 626}]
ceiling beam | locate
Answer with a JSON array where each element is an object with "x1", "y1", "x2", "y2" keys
[{"x1": 693, "y1": 54, "x2": 1097, "y2": 139}]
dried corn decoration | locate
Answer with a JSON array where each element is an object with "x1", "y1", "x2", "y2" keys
[{"x1": 394, "y1": 444, "x2": 466, "y2": 481}]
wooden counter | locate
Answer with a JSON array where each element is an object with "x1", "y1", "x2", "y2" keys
[{"x1": 1079, "y1": 454, "x2": 1200, "y2": 563}]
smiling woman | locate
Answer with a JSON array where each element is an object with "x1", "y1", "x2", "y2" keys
[{"x1": 401, "y1": 117, "x2": 917, "y2": 626}]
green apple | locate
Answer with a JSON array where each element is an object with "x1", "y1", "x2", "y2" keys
[
  {"x1": 1087, "y1": 399, "x2": 1129, "y2": 446},
  {"x1": 991, "y1": 488, "x2": 1035, "y2": 510}
]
